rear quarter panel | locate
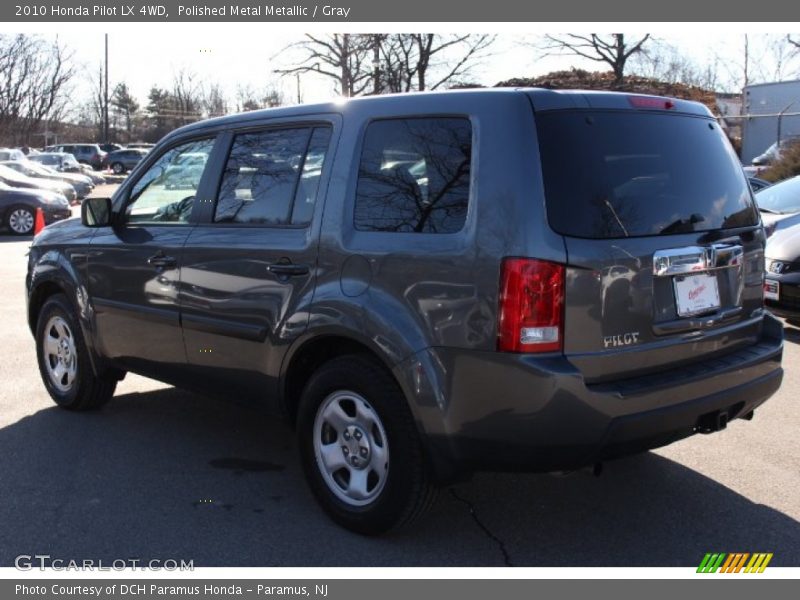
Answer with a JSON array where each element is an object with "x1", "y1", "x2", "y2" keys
[{"x1": 305, "y1": 91, "x2": 566, "y2": 364}]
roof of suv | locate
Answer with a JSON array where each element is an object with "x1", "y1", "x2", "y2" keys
[
  {"x1": 171, "y1": 88, "x2": 713, "y2": 140},
  {"x1": 47, "y1": 144, "x2": 102, "y2": 151}
]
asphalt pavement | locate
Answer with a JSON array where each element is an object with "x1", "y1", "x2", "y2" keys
[{"x1": 0, "y1": 194, "x2": 798, "y2": 566}]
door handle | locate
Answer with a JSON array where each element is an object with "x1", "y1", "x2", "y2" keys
[
  {"x1": 147, "y1": 252, "x2": 177, "y2": 269},
  {"x1": 267, "y1": 262, "x2": 309, "y2": 277}
]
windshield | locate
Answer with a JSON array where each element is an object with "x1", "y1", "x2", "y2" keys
[
  {"x1": 755, "y1": 176, "x2": 800, "y2": 214},
  {"x1": 537, "y1": 111, "x2": 758, "y2": 238},
  {"x1": 762, "y1": 142, "x2": 778, "y2": 155},
  {"x1": 23, "y1": 162, "x2": 52, "y2": 176}
]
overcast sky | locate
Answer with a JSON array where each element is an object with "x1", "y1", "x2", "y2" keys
[{"x1": 5, "y1": 25, "x2": 800, "y2": 111}]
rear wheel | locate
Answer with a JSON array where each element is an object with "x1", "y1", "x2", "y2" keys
[
  {"x1": 297, "y1": 355, "x2": 437, "y2": 535},
  {"x1": 6, "y1": 205, "x2": 35, "y2": 235},
  {"x1": 35, "y1": 294, "x2": 116, "y2": 410}
]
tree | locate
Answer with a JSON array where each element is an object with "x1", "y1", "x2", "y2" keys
[
  {"x1": 145, "y1": 86, "x2": 175, "y2": 141},
  {"x1": 630, "y1": 41, "x2": 720, "y2": 90},
  {"x1": 202, "y1": 83, "x2": 228, "y2": 118},
  {"x1": 110, "y1": 82, "x2": 139, "y2": 141},
  {"x1": 83, "y1": 62, "x2": 107, "y2": 139},
  {"x1": 536, "y1": 33, "x2": 651, "y2": 86},
  {"x1": 0, "y1": 34, "x2": 75, "y2": 146},
  {"x1": 278, "y1": 33, "x2": 495, "y2": 97},
  {"x1": 235, "y1": 83, "x2": 284, "y2": 112},
  {"x1": 170, "y1": 69, "x2": 203, "y2": 124},
  {"x1": 714, "y1": 34, "x2": 788, "y2": 93},
  {"x1": 376, "y1": 34, "x2": 495, "y2": 93},
  {"x1": 277, "y1": 34, "x2": 374, "y2": 97}
]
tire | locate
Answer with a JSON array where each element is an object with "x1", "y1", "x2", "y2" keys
[
  {"x1": 111, "y1": 162, "x2": 125, "y2": 174},
  {"x1": 297, "y1": 354, "x2": 437, "y2": 535},
  {"x1": 5, "y1": 204, "x2": 35, "y2": 235},
  {"x1": 35, "y1": 293, "x2": 116, "y2": 411}
]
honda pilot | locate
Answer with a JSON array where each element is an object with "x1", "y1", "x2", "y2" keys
[{"x1": 26, "y1": 89, "x2": 784, "y2": 534}]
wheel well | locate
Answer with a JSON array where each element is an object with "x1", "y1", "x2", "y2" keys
[
  {"x1": 282, "y1": 336, "x2": 389, "y2": 426},
  {"x1": 28, "y1": 281, "x2": 65, "y2": 333}
]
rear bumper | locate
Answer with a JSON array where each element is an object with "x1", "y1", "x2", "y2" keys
[
  {"x1": 396, "y1": 313, "x2": 784, "y2": 481},
  {"x1": 765, "y1": 273, "x2": 800, "y2": 319}
]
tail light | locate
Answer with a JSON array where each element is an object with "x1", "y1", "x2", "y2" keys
[{"x1": 497, "y1": 258, "x2": 565, "y2": 353}]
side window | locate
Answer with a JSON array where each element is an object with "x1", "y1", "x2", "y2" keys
[
  {"x1": 125, "y1": 138, "x2": 214, "y2": 224},
  {"x1": 214, "y1": 126, "x2": 331, "y2": 226},
  {"x1": 354, "y1": 117, "x2": 472, "y2": 233}
]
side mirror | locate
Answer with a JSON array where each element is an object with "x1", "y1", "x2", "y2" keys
[{"x1": 81, "y1": 197, "x2": 113, "y2": 227}]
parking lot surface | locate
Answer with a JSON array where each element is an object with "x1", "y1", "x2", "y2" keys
[{"x1": 1, "y1": 197, "x2": 798, "y2": 566}]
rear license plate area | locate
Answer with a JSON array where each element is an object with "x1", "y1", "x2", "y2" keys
[
  {"x1": 674, "y1": 272, "x2": 721, "y2": 317},
  {"x1": 764, "y1": 279, "x2": 779, "y2": 301}
]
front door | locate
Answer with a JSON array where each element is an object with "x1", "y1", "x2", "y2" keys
[{"x1": 88, "y1": 136, "x2": 217, "y2": 374}]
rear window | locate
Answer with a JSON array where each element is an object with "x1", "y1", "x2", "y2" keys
[{"x1": 537, "y1": 111, "x2": 758, "y2": 238}]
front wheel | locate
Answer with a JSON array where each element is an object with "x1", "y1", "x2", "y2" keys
[
  {"x1": 6, "y1": 205, "x2": 35, "y2": 235},
  {"x1": 297, "y1": 355, "x2": 437, "y2": 535},
  {"x1": 111, "y1": 162, "x2": 125, "y2": 174},
  {"x1": 35, "y1": 293, "x2": 117, "y2": 410}
]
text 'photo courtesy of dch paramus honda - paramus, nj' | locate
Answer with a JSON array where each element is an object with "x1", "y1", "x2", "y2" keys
[{"x1": 25, "y1": 89, "x2": 784, "y2": 535}]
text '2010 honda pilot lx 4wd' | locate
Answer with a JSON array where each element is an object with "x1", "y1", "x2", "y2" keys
[{"x1": 26, "y1": 89, "x2": 783, "y2": 534}]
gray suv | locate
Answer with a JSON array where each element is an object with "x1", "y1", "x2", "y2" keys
[
  {"x1": 26, "y1": 89, "x2": 784, "y2": 534},
  {"x1": 45, "y1": 144, "x2": 106, "y2": 170}
]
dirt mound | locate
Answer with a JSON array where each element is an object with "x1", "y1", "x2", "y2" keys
[{"x1": 496, "y1": 69, "x2": 718, "y2": 113}]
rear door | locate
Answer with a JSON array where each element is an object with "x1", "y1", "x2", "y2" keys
[
  {"x1": 534, "y1": 104, "x2": 764, "y2": 383},
  {"x1": 177, "y1": 118, "x2": 338, "y2": 406}
]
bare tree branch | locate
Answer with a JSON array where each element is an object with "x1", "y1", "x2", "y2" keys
[
  {"x1": 0, "y1": 34, "x2": 75, "y2": 145},
  {"x1": 534, "y1": 33, "x2": 651, "y2": 86},
  {"x1": 276, "y1": 33, "x2": 495, "y2": 97}
]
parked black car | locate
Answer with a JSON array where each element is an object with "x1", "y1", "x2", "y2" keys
[
  {"x1": 26, "y1": 90, "x2": 783, "y2": 534},
  {"x1": 0, "y1": 164, "x2": 77, "y2": 204},
  {"x1": 45, "y1": 144, "x2": 107, "y2": 170},
  {"x1": 1, "y1": 160, "x2": 94, "y2": 200},
  {"x1": 104, "y1": 148, "x2": 149, "y2": 174},
  {"x1": 1, "y1": 181, "x2": 70, "y2": 235},
  {"x1": 764, "y1": 220, "x2": 800, "y2": 326},
  {"x1": 99, "y1": 143, "x2": 124, "y2": 154}
]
